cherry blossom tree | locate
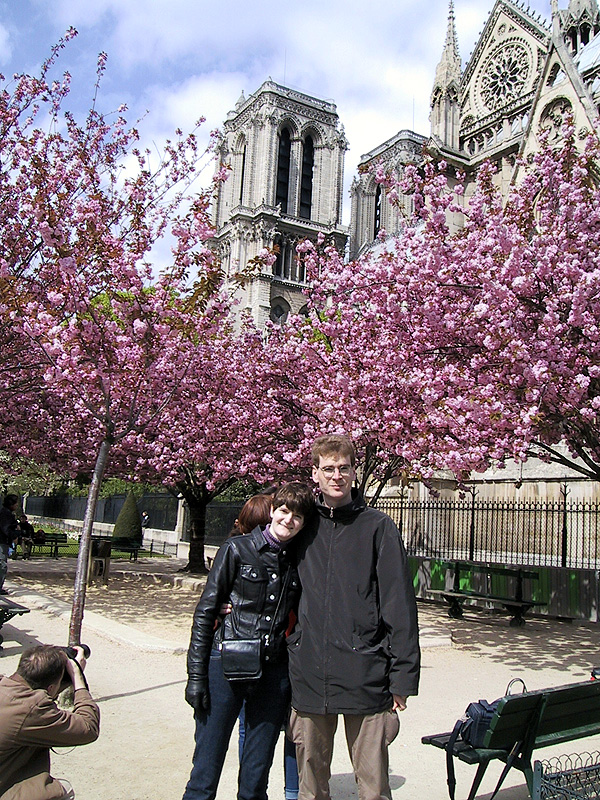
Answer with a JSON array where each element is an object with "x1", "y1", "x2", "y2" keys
[
  {"x1": 0, "y1": 32, "x2": 234, "y2": 642},
  {"x1": 275, "y1": 125, "x2": 600, "y2": 489},
  {"x1": 130, "y1": 318, "x2": 311, "y2": 573}
]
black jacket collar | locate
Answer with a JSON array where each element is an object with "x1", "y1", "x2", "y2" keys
[{"x1": 315, "y1": 488, "x2": 367, "y2": 522}]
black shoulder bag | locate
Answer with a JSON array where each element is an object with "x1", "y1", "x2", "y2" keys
[{"x1": 221, "y1": 568, "x2": 290, "y2": 682}]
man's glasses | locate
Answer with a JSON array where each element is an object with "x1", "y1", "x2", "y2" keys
[{"x1": 319, "y1": 465, "x2": 353, "y2": 477}]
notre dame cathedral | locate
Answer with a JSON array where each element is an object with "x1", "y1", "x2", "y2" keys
[{"x1": 211, "y1": 0, "x2": 600, "y2": 327}]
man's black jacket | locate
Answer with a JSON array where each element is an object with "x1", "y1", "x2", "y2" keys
[{"x1": 288, "y1": 489, "x2": 420, "y2": 715}]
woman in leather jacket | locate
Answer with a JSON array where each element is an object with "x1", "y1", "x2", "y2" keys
[{"x1": 183, "y1": 482, "x2": 314, "y2": 800}]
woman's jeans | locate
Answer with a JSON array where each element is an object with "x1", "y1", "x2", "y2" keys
[
  {"x1": 238, "y1": 705, "x2": 299, "y2": 799},
  {"x1": 183, "y1": 650, "x2": 291, "y2": 800}
]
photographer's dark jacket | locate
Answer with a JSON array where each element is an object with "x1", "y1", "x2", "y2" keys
[
  {"x1": 288, "y1": 489, "x2": 420, "y2": 715},
  {"x1": 0, "y1": 674, "x2": 99, "y2": 798},
  {"x1": 0, "y1": 506, "x2": 18, "y2": 547},
  {"x1": 187, "y1": 527, "x2": 300, "y2": 678}
]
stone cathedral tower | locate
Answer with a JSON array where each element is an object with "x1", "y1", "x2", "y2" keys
[{"x1": 211, "y1": 80, "x2": 348, "y2": 327}]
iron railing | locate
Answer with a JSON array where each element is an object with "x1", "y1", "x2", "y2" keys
[
  {"x1": 25, "y1": 493, "x2": 600, "y2": 571},
  {"x1": 377, "y1": 497, "x2": 600, "y2": 570},
  {"x1": 26, "y1": 493, "x2": 179, "y2": 531}
]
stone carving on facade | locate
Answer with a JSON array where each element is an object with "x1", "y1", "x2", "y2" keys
[{"x1": 539, "y1": 96, "x2": 574, "y2": 139}]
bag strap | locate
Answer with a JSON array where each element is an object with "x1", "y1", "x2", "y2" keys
[
  {"x1": 486, "y1": 679, "x2": 528, "y2": 799},
  {"x1": 223, "y1": 561, "x2": 291, "y2": 645},
  {"x1": 488, "y1": 739, "x2": 522, "y2": 800},
  {"x1": 446, "y1": 678, "x2": 526, "y2": 800},
  {"x1": 446, "y1": 718, "x2": 464, "y2": 800}
]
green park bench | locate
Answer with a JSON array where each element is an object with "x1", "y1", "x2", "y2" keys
[
  {"x1": 110, "y1": 538, "x2": 142, "y2": 561},
  {"x1": 430, "y1": 561, "x2": 546, "y2": 626},
  {"x1": 31, "y1": 532, "x2": 71, "y2": 558},
  {"x1": 422, "y1": 679, "x2": 600, "y2": 799},
  {"x1": 0, "y1": 596, "x2": 30, "y2": 646}
]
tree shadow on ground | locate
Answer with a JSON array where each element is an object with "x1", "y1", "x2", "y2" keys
[
  {"x1": 447, "y1": 612, "x2": 599, "y2": 677},
  {"x1": 9, "y1": 575, "x2": 201, "y2": 640},
  {"x1": 417, "y1": 601, "x2": 600, "y2": 679}
]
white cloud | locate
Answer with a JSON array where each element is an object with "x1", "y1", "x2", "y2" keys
[{"x1": 8, "y1": 0, "x2": 557, "y2": 227}]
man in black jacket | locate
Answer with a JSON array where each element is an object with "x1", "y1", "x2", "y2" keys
[
  {"x1": 288, "y1": 435, "x2": 420, "y2": 800},
  {"x1": 0, "y1": 494, "x2": 19, "y2": 595}
]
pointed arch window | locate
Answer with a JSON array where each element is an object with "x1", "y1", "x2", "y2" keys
[
  {"x1": 239, "y1": 145, "x2": 246, "y2": 205},
  {"x1": 276, "y1": 127, "x2": 291, "y2": 213},
  {"x1": 374, "y1": 184, "x2": 383, "y2": 239},
  {"x1": 581, "y1": 23, "x2": 591, "y2": 46},
  {"x1": 300, "y1": 135, "x2": 314, "y2": 219},
  {"x1": 273, "y1": 235, "x2": 283, "y2": 277}
]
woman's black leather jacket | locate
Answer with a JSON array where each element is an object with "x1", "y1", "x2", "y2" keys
[{"x1": 187, "y1": 527, "x2": 300, "y2": 679}]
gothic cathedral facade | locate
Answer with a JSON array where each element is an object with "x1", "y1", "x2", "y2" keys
[
  {"x1": 351, "y1": 0, "x2": 600, "y2": 257},
  {"x1": 212, "y1": 0, "x2": 600, "y2": 321},
  {"x1": 211, "y1": 81, "x2": 347, "y2": 328}
]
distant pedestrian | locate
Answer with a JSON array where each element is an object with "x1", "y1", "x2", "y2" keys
[
  {"x1": 17, "y1": 514, "x2": 35, "y2": 560},
  {"x1": 0, "y1": 495, "x2": 19, "y2": 595}
]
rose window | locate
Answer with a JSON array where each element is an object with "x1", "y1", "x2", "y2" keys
[{"x1": 480, "y1": 42, "x2": 529, "y2": 111}]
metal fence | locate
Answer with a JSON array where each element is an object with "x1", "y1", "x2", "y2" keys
[
  {"x1": 26, "y1": 493, "x2": 179, "y2": 531},
  {"x1": 377, "y1": 497, "x2": 600, "y2": 570},
  {"x1": 25, "y1": 494, "x2": 600, "y2": 571},
  {"x1": 203, "y1": 503, "x2": 243, "y2": 547}
]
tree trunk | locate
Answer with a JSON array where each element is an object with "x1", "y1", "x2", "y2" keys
[
  {"x1": 172, "y1": 469, "x2": 238, "y2": 574},
  {"x1": 69, "y1": 439, "x2": 112, "y2": 645},
  {"x1": 185, "y1": 496, "x2": 209, "y2": 574}
]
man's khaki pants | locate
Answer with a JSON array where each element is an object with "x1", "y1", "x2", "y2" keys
[{"x1": 289, "y1": 707, "x2": 399, "y2": 800}]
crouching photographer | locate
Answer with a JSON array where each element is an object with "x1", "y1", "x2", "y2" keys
[{"x1": 0, "y1": 644, "x2": 100, "y2": 800}]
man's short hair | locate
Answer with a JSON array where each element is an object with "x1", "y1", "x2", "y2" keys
[
  {"x1": 3, "y1": 494, "x2": 18, "y2": 508},
  {"x1": 16, "y1": 645, "x2": 67, "y2": 690},
  {"x1": 272, "y1": 482, "x2": 315, "y2": 519},
  {"x1": 311, "y1": 435, "x2": 356, "y2": 467}
]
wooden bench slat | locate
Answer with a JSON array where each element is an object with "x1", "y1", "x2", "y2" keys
[
  {"x1": 433, "y1": 561, "x2": 545, "y2": 625},
  {"x1": 0, "y1": 597, "x2": 30, "y2": 613},
  {"x1": 0, "y1": 597, "x2": 31, "y2": 645}
]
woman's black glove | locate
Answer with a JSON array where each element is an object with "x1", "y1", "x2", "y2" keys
[{"x1": 185, "y1": 677, "x2": 209, "y2": 713}]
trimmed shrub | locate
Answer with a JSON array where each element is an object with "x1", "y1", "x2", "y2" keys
[{"x1": 112, "y1": 492, "x2": 142, "y2": 543}]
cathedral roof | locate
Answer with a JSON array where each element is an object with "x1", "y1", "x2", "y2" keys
[
  {"x1": 574, "y1": 27, "x2": 600, "y2": 71},
  {"x1": 562, "y1": 0, "x2": 600, "y2": 25}
]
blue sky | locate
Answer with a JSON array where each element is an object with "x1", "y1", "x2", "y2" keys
[{"x1": 0, "y1": 0, "x2": 552, "y2": 224}]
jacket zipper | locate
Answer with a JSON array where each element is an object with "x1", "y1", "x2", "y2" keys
[{"x1": 323, "y1": 516, "x2": 336, "y2": 713}]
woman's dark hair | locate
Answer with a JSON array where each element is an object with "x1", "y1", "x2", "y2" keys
[
  {"x1": 272, "y1": 482, "x2": 315, "y2": 519},
  {"x1": 229, "y1": 494, "x2": 272, "y2": 536}
]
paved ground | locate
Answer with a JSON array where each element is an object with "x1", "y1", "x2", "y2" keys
[{"x1": 2, "y1": 554, "x2": 600, "y2": 800}]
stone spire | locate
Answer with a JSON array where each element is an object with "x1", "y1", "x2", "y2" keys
[
  {"x1": 566, "y1": 0, "x2": 599, "y2": 20},
  {"x1": 560, "y1": 0, "x2": 600, "y2": 52},
  {"x1": 432, "y1": 0, "x2": 462, "y2": 94},
  {"x1": 430, "y1": 0, "x2": 461, "y2": 149}
]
